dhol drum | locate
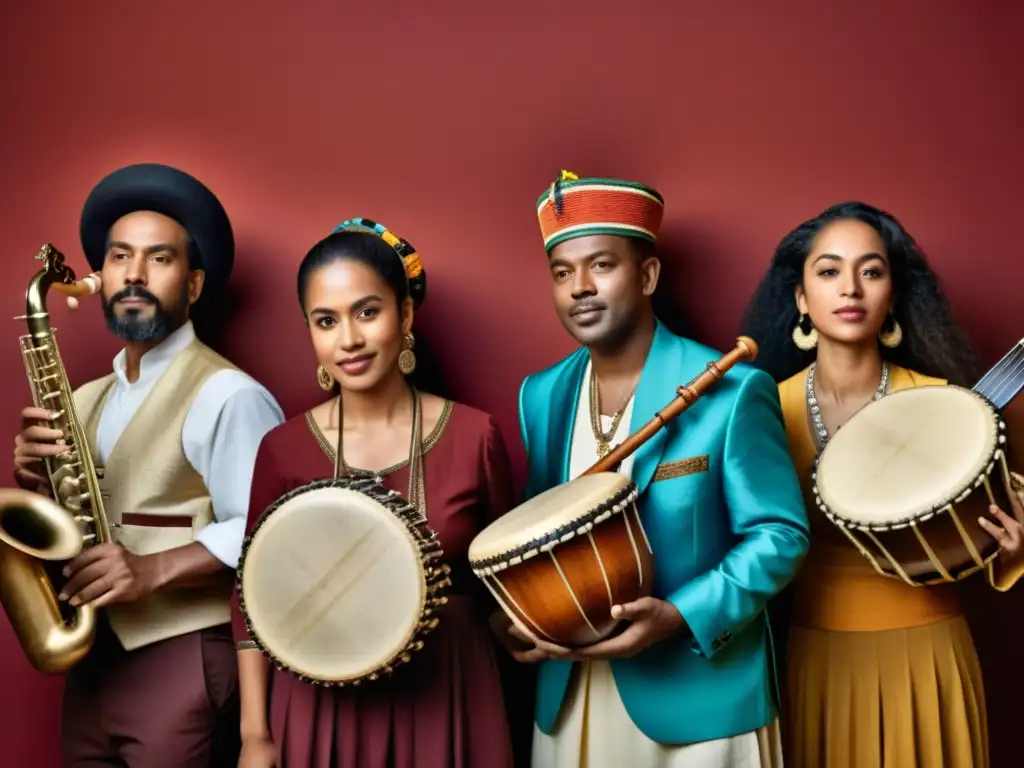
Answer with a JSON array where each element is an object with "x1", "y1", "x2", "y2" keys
[
  {"x1": 469, "y1": 472, "x2": 651, "y2": 647},
  {"x1": 469, "y1": 336, "x2": 759, "y2": 647},
  {"x1": 813, "y1": 384, "x2": 1020, "y2": 586},
  {"x1": 236, "y1": 475, "x2": 451, "y2": 685}
]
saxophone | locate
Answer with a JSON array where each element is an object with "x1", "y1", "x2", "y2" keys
[{"x1": 0, "y1": 244, "x2": 111, "y2": 674}]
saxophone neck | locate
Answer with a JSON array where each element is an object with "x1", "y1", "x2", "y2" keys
[{"x1": 24, "y1": 244, "x2": 102, "y2": 340}]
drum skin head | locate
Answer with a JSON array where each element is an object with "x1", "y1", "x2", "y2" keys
[
  {"x1": 468, "y1": 472, "x2": 633, "y2": 564},
  {"x1": 816, "y1": 386, "x2": 1000, "y2": 527},
  {"x1": 240, "y1": 485, "x2": 425, "y2": 682}
]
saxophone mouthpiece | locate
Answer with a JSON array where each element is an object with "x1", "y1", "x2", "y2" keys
[{"x1": 57, "y1": 273, "x2": 103, "y2": 311}]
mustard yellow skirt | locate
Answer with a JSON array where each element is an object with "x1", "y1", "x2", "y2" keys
[{"x1": 784, "y1": 616, "x2": 988, "y2": 768}]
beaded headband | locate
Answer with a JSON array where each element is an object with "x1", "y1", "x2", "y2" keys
[
  {"x1": 331, "y1": 217, "x2": 423, "y2": 282},
  {"x1": 536, "y1": 169, "x2": 665, "y2": 252}
]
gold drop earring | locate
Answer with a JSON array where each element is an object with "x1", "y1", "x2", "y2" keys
[
  {"x1": 398, "y1": 333, "x2": 417, "y2": 375},
  {"x1": 792, "y1": 313, "x2": 818, "y2": 351},
  {"x1": 316, "y1": 364, "x2": 334, "y2": 391},
  {"x1": 879, "y1": 314, "x2": 903, "y2": 348}
]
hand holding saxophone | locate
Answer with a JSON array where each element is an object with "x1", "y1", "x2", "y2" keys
[
  {"x1": 13, "y1": 401, "x2": 161, "y2": 610},
  {"x1": 13, "y1": 406, "x2": 69, "y2": 494},
  {"x1": 58, "y1": 543, "x2": 161, "y2": 609}
]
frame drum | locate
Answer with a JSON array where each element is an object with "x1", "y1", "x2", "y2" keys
[
  {"x1": 468, "y1": 472, "x2": 653, "y2": 647},
  {"x1": 813, "y1": 385, "x2": 1016, "y2": 585},
  {"x1": 237, "y1": 476, "x2": 450, "y2": 685}
]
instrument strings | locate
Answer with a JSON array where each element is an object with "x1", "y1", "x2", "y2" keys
[{"x1": 973, "y1": 340, "x2": 1024, "y2": 409}]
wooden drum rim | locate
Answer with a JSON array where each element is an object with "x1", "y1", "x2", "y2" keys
[
  {"x1": 812, "y1": 386, "x2": 1008, "y2": 533},
  {"x1": 468, "y1": 481, "x2": 640, "y2": 576},
  {"x1": 236, "y1": 475, "x2": 450, "y2": 687}
]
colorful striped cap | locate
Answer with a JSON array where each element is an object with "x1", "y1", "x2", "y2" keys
[{"x1": 536, "y1": 170, "x2": 665, "y2": 252}]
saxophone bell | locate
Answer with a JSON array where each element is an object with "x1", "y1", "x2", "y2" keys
[{"x1": 0, "y1": 488, "x2": 85, "y2": 562}]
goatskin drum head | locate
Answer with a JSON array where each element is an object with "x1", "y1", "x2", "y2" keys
[
  {"x1": 816, "y1": 386, "x2": 999, "y2": 528},
  {"x1": 240, "y1": 485, "x2": 425, "y2": 682},
  {"x1": 468, "y1": 472, "x2": 633, "y2": 565}
]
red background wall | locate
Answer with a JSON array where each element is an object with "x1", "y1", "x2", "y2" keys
[{"x1": 1, "y1": 2, "x2": 1022, "y2": 765}]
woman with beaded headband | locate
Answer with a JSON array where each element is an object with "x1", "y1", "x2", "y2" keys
[
  {"x1": 741, "y1": 200, "x2": 1024, "y2": 768},
  {"x1": 230, "y1": 218, "x2": 516, "y2": 768}
]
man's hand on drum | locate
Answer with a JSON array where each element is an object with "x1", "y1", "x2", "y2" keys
[
  {"x1": 489, "y1": 598, "x2": 686, "y2": 663},
  {"x1": 567, "y1": 597, "x2": 686, "y2": 661},
  {"x1": 13, "y1": 406, "x2": 67, "y2": 495},
  {"x1": 488, "y1": 611, "x2": 567, "y2": 662},
  {"x1": 978, "y1": 472, "x2": 1024, "y2": 560}
]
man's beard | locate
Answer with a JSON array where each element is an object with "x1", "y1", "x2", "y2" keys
[{"x1": 101, "y1": 283, "x2": 190, "y2": 343}]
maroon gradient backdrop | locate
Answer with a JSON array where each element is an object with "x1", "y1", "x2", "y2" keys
[{"x1": 1, "y1": 2, "x2": 1022, "y2": 765}]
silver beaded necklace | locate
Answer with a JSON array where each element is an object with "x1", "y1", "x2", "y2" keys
[{"x1": 806, "y1": 361, "x2": 890, "y2": 450}]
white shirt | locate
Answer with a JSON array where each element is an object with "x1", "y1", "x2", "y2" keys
[
  {"x1": 568, "y1": 360, "x2": 637, "y2": 481},
  {"x1": 96, "y1": 320, "x2": 285, "y2": 569}
]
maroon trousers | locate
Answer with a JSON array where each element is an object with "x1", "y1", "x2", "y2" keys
[{"x1": 61, "y1": 618, "x2": 240, "y2": 768}]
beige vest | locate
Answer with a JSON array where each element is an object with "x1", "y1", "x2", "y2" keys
[{"x1": 73, "y1": 339, "x2": 240, "y2": 651}]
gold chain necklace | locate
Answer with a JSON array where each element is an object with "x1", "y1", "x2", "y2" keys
[{"x1": 589, "y1": 370, "x2": 630, "y2": 458}]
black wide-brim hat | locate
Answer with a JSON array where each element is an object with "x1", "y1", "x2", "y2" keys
[{"x1": 79, "y1": 163, "x2": 234, "y2": 287}]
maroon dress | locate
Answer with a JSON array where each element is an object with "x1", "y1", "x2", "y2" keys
[{"x1": 231, "y1": 400, "x2": 516, "y2": 768}]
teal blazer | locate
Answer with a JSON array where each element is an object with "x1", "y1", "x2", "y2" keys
[{"x1": 517, "y1": 320, "x2": 809, "y2": 745}]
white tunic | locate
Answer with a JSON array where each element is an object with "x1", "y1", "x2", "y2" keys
[{"x1": 531, "y1": 361, "x2": 782, "y2": 768}]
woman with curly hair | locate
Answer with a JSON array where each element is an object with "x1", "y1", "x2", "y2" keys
[{"x1": 741, "y1": 201, "x2": 1024, "y2": 768}]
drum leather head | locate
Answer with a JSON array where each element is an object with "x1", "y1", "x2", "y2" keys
[
  {"x1": 240, "y1": 485, "x2": 425, "y2": 682},
  {"x1": 468, "y1": 472, "x2": 635, "y2": 566},
  {"x1": 816, "y1": 386, "x2": 1000, "y2": 527}
]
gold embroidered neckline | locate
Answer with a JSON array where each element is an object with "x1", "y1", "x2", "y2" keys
[{"x1": 305, "y1": 399, "x2": 454, "y2": 476}]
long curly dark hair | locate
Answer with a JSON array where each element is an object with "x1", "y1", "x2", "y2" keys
[{"x1": 740, "y1": 201, "x2": 982, "y2": 386}]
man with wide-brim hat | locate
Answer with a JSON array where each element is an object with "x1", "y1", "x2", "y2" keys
[
  {"x1": 491, "y1": 170, "x2": 810, "y2": 767},
  {"x1": 12, "y1": 162, "x2": 284, "y2": 767}
]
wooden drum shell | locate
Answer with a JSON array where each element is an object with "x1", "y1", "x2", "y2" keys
[
  {"x1": 469, "y1": 475, "x2": 655, "y2": 649},
  {"x1": 485, "y1": 503, "x2": 653, "y2": 647}
]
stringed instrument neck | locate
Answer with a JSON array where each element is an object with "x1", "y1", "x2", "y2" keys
[{"x1": 972, "y1": 339, "x2": 1024, "y2": 410}]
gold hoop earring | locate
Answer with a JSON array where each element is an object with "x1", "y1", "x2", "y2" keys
[
  {"x1": 398, "y1": 333, "x2": 417, "y2": 376},
  {"x1": 316, "y1": 364, "x2": 334, "y2": 391},
  {"x1": 792, "y1": 314, "x2": 818, "y2": 351},
  {"x1": 879, "y1": 316, "x2": 903, "y2": 348}
]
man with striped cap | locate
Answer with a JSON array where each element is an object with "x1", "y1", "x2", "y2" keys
[{"x1": 494, "y1": 171, "x2": 810, "y2": 766}]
